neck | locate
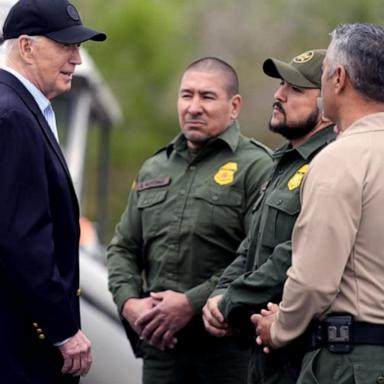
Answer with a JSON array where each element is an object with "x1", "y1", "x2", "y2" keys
[
  {"x1": 290, "y1": 120, "x2": 332, "y2": 147},
  {"x1": 336, "y1": 101, "x2": 384, "y2": 132}
]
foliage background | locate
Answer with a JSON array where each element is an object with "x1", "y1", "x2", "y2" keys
[{"x1": 72, "y1": 0, "x2": 384, "y2": 242}]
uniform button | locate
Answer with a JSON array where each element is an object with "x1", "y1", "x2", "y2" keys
[
  {"x1": 377, "y1": 377, "x2": 384, "y2": 384},
  {"x1": 143, "y1": 200, "x2": 148, "y2": 204},
  {"x1": 277, "y1": 199, "x2": 282, "y2": 205},
  {"x1": 180, "y1": 189, "x2": 186, "y2": 195},
  {"x1": 212, "y1": 195, "x2": 219, "y2": 201},
  {"x1": 189, "y1": 166, "x2": 196, "y2": 171},
  {"x1": 76, "y1": 288, "x2": 82, "y2": 297},
  {"x1": 36, "y1": 328, "x2": 43, "y2": 334},
  {"x1": 38, "y1": 334, "x2": 46, "y2": 340}
]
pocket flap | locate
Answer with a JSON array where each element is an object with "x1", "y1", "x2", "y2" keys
[{"x1": 137, "y1": 189, "x2": 167, "y2": 208}]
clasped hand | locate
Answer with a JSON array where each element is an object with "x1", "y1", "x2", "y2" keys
[
  {"x1": 250, "y1": 302, "x2": 279, "y2": 353},
  {"x1": 123, "y1": 291, "x2": 194, "y2": 351}
]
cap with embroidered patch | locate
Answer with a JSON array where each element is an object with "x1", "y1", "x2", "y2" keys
[
  {"x1": 263, "y1": 49, "x2": 326, "y2": 89},
  {"x1": 3, "y1": 0, "x2": 106, "y2": 44}
]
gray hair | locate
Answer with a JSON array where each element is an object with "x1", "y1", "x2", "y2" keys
[
  {"x1": 326, "y1": 23, "x2": 384, "y2": 102},
  {"x1": 3, "y1": 36, "x2": 42, "y2": 58}
]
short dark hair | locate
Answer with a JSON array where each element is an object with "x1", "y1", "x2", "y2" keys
[
  {"x1": 184, "y1": 57, "x2": 239, "y2": 97},
  {"x1": 327, "y1": 23, "x2": 384, "y2": 102}
]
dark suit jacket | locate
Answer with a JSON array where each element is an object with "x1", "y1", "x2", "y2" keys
[{"x1": 0, "y1": 70, "x2": 81, "y2": 383}]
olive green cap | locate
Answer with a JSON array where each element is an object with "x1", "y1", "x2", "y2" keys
[{"x1": 263, "y1": 49, "x2": 326, "y2": 89}]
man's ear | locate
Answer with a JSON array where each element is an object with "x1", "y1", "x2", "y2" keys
[
  {"x1": 18, "y1": 35, "x2": 35, "y2": 64},
  {"x1": 334, "y1": 65, "x2": 347, "y2": 95},
  {"x1": 230, "y1": 94, "x2": 242, "y2": 120}
]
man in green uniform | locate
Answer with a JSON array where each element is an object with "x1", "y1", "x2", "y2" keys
[
  {"x1": 106, "y1": 57, "x2": 273, "y2": 384},
  {"x1": 203, "y1": 49, "x2": 335, "y2": 384},
  {"x1": 254, "y1": 23, "x2": 384, "y2": 384}
]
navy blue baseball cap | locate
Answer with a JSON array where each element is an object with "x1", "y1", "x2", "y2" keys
[{"x1": 2, "y1": 0, "x2": 106, "y2": 44}]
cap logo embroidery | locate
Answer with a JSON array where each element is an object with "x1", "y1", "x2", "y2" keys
[
  {"x1": 214, "y1": 162, "x2": 238, "y2": 186},
  {"x1": 293, "y1": 51, "x2": 314, "y2": 64},
  {"x1": 67, "y1": 5, "x2": 80, "y2": 21},
  {"x1": 287, "y1": 164, "x2": 309, "y2": 190}
]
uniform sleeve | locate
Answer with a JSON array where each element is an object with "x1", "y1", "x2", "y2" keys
[
  {"x1": 219, "y1": 240, "x2": 292, "y2": 321},
  {"x1": 271, "y1": 153, "x2": 360, "y2": 347},
  {"x1": 185, "y1": 151, "x2": 273, "y2": 312},
  {"x1": 0, "y1": 109, "x2": 78, "y2": 343},
  {"x1": 211, "y1": 237, "x2": 250, "y2": 297},
  {"x1": 106, "y1": 184, "x2": 145, "y2": 313}
]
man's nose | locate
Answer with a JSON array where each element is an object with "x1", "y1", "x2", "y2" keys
[
  {"x1": 71, "y1": 46, "x2": 82, "y2": 65},
  {"x1": 187, "y1": 96, "x2": 203, "y2": 114},
  {"x1": 274, "y1": 84, "x2": 287, "y2": 102}
]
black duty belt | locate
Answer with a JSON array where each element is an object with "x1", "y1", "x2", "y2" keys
[{"x1": 303, "y1": 313, "x2": 384, "y2": 354}]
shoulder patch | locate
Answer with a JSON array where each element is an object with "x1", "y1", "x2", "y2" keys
[{"x1": 250, "y1": 138, "x2": 273, "y2": 156}]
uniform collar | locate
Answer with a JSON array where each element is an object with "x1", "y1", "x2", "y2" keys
[
  {"x1": 166, "y1": 121, "x2": 241, "y2": 157},
  {"x1": 274, "y1": 124, "x2": 336, "y2": 161},
  {"x1": 338, "y1": 112, "x2": 384, "y2": 139}
]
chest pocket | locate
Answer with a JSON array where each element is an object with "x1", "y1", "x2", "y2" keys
[
  {"x1": 137, "y1": 189, "x2": 168, "y2": 234},
  {"x1": 137, "y1": 189, "x2": 167, "y2": 209},
  {"x1": 193, "y1": 185, "x2": 243, "y2": 239},
  {"x1": 260, "y1": 189, "x2": 300, "y2": 248}
]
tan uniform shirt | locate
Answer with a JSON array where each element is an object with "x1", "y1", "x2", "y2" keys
[{"x1": 272, "y1": 113, "x2": 384, "y2": 347}]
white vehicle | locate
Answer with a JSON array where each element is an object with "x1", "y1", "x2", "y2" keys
[{"x1": 0, "y1": 1, "x2": 142, "y2": 382}]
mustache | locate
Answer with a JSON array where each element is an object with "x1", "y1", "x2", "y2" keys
[{"x1": 273, "y1": 102, "x2": 286, "y2": 116}]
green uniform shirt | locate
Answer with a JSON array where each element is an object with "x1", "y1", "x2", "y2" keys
[
  {"x1": 107, "y1": 122, "x2": 273, "y2": 314},
  {"x1": 215, "y1": 126, "x2": 336, "y2": 322}
]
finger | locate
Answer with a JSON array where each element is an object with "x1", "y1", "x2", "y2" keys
[
  {"x1": 80, "y1": 350, "x2": 93, "y2": 376},
  {"x1": 150, "y1": 291, "x2": 163, "y2": 301},
  {"x1": 159, "y1": 330, "x2": 177, "y2": 350},
  {"x1": 135, "y1": 307, "x2": 158, "y2": 327},
  {"x1": 250, "y1": 313, "x2": 261, "y2": 325},
  {"x1": 208, "y1": 302, "x2": 225, "y2": 323},
  {"x1": 140, "y1": 318, "x2": 163, "y2": 340},
  {"x1": 256, "y1": 335, "x2": 263, "y2": 345},
  {"x1": 68, "y1": 355, "x2": 81, "y2": 376},
  {"x1": 263, "y1": 346, "x2": 271, "y2": 354},
  {"x1": 148, "y1": 324, "x2": 168, "y2": 348},
  {"x1": 205, "y1": 322, "x2": 228, "y2": 337},
  {"x1": 204, "y1": 311, "x2": 227, "y2": 330},
  {"x1": 61, "y1": 356, "x2": 73, "y2": 374},
  {"x1": 267, "y1": 302, "x2": 278, "y2": 312},
  {"x1": 260, "y1": 308, "x2": 272, "y2": 316}
]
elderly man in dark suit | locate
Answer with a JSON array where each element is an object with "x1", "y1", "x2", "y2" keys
[{"x1": 0, "y1": 0, "x2": 106, "y2": 383}]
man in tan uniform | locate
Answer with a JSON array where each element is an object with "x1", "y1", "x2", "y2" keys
[{"x1": 253, "y1": 23, "x2": 384, "y2": 384}]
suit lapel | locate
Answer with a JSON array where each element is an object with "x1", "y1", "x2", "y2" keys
[{"x1": 0, "y1": 70, "x2": 79, "y2": 214}]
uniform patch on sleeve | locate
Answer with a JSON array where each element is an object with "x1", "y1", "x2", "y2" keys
[
  {"x1": 214, "y1": 162, "x2": 238, "y2": 185},
  {"x1": 135, "y1": 176, "x2": 171, "y2": 191},
  {"x1": 287, "y1": 164, "x2": 309, "y2": 190}
]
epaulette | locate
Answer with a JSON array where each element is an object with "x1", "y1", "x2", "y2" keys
[{"x1": 250, "y1": 138, "x2": 273, "y2": 156}]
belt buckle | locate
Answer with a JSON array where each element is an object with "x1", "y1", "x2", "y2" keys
[{"x1": 325, "y1": 314, "x2": 353, "y2": 354}]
